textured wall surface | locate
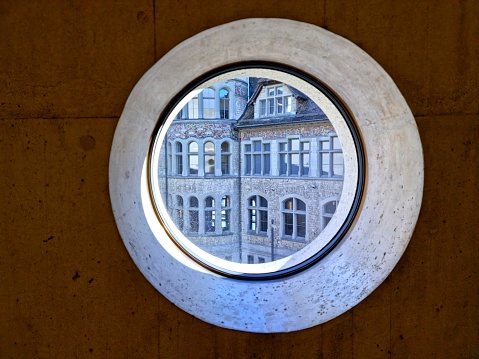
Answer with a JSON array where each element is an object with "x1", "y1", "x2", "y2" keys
[{"x1": 1, "y1": 1, "x2": 478, "y2": 358}]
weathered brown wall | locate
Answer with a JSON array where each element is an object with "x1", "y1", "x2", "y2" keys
[{"x1": 1, "y1": 1, "x2": 478, "y2": 358}]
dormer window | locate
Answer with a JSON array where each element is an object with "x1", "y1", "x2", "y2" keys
[{"x1": 259, "y1": 85, "x2": 292, "y2": 117}]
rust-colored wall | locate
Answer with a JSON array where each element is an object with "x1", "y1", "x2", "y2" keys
[{"x1": 1, "y1": 1, "x2": 478, "y2": 358}]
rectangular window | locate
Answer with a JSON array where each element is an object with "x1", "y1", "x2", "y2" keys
[
  {"x1": 247, "y1": 255, "x2": 254, "y2": 264},
  {"x1": 258, "y1": 257, "x2": 265, "y2": 263}
]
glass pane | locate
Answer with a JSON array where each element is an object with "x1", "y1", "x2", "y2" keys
[
  {"x1": 302, "y1": 153, "x2": 310, "y2": 175},
  {"x1": 277, "y1": 97, "x2": 283, "y2": 114},
  {"x1": 253, "y1": 154, "x2": 261, "y2": 175},
  {"x1": 221, "y1": 154, "x2": 229, "y2": 174},
  {"x1": 205, "y1": 196, "x2": 215, "y2": 207},
  {"x1": 205, "y1": 211, "x2": 215, "y2": 233},
  {"x1": 259, "y1": 211, "x2": 268, "y2": 232},
  {"x1": 177, "y1": 196, "x2": 183, "y2": 207},
  {"x1": 203, "y1": 99, "x2": 215, "y2": 118},
  {"x1": 284, "y1": 198, "x2": 293, "y2": 210},
  {"x1": 221, "y1": 195, "x2": 230, "y2": 207},
  {"x1": 263, "y1": 154, "x2": 270, "y2": 175},
  {"x1": 276, "y1": 86, "x2": 283, "y2": 95},
  {"x1": 279, "y1": 154, "x2": 287, "y2": 175},
  {"x1": 245, "y1": 144, "x2": 251, "y2": 153},
  {"x1": 268, "y1": 88, "x2": 275, "y2": 96},
  {"x1": 176, "y1": 209, "x2": 183, "y2": 230},
  {"x1": 188, "y1": 98, "x2": 199, "y2": 119},
  {"x1": 285, "y1": 96, "x2": 292, "y2": 113},
  {"x1": 263, "y1": 143, "x2": 270, "y2": 151},
  {"x1": 249, "y1": 209, "x2": 257, "y2": 231},
  {"x1": 259, "y1": 196, "x2": 268, "y2": 208},
  {"x1": 290, "y1": 153, "x2": 299, "y2": 175},
  {"x1": 290, "y1": 139, "x2": 300, "y2": 151},
  {"x1": 245, "y1": 154, "x2": 251, "y2": 174},
  {"x1": 189, "y1": 155, "x2": 198, "y2": 174},
  {"x1": 321, "y1": 153, "x2": 330, "y2": 176},
  {"x1": 176, "y1": 142, "x2": 182, "y2": 152},
  {"x1": 268, "y1": 99, "x2": 274, "y2": 115},
  {"x1": 204, "y1": 141, "x2": 215, "y2": 152},
  {"x1": 205, "y1": 154, "x2": 215, "y2": 174},
  {"x1": 221, "y1": 142, "x2": 229, "y2": 152},
  {"x1": 324, "y1": 200, "x2": 337, "y2": 214},
  {"x1": 221, "y1": 209, "x2": 230, "y2": 232},
  {"x1": 189, "y1": 211, "x2": 199, "y2": 232},
  {"x1": 320, "y1": 140, "x2": 330, "y2": 150},
  {"x1": 219, "y1": 88, "x2": 229, "y2": 98},
  {"x1": 253, "y1": 141, "x2": 261, "y2": 152},
  {"x1": 332, "y1": 136, "x2": 341, "y2": 150},
  {"x1": 189, "y1": 197, "x2": 198, "y2": 207},
  {"x1": 260, "y1": 100, "x2": 266, "y2": 116},
  {"x1": 248, "y1": 196, "x2": 256, "y2": 207},
  {"x1": 333, "y1": 153, "x2": 344, "y2": 176},
  {"x1": 189, "y1": 142, "x2": 198, "y2": 152},
  {"x1": 284, "y1": 213, "x2": 294, "y2": 236},
  {"x1": 297, "y1": 214, "x2": 306, "y2": 238},
  {"x1": 296, "y1": 199, "x2": 306, "y2": 211},
  {"x1": 301, "y1": 142, "x2": 309, "y2": 151}
]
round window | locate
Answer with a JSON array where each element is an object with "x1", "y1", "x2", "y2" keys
[
  {"x1": 148, "y1": 64, "x2": 364, "y2": 279},
  {"x1": 110, "y1": 19, "x2": 423, "y2": 332}
]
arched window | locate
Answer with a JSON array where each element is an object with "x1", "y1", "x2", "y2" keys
[
  {"x1": 282, "y1": 197, "x2": 306, "y2": 240},
  {"x1": 204, "y1": 196, "x2": 216, "y2": 233},
  {"x1": 188, "y1": 96, "x2": 199, "y2": 119},
  {"x1": 219, "y1": 88, "x2": 229, "y2": 119},
  {"x1": 221, "y1": 195, "x2": 231, "y2": 233},
  {"x1": 188, "y1": 141, "x2": 198, "y2": 175},
  {"x1": 204, "y1": 141, "x2": 215, "y2": 175},
  {"x1": 203, "y1": 88, "x2": 215, "y2": 118},
  {"x1": 175, "y1": 195, "x2": 184, "y2": 230},
  {"x1": 221, "y1": 141, "x2": 231, "y2": 175},
  {"x1": 247, "y1": 195, "x2": 268, "y2": 235},
  {"x1": 175, "y1": 141, "x2": 183, "y2": 175},
  {"x1": 322, "y1": 199, "x2": 338, "y2": 230},
  {"x1": 188, "y1": 196, "x2": 199, "y2": 233}
]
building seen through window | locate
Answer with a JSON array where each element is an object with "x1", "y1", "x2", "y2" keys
[{"x1": 157, "y1": 76, "x2": 345, "y2": 264}]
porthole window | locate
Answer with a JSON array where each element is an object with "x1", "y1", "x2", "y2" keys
[
  {"x1": 149, "y1": 65, "x2": 359, "y2": 271},
  {"x1": 110, "y1": 19, "x2": 423, "y2": 333}
]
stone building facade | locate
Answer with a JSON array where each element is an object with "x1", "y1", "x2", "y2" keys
[{"x1": 159, "y1": 77, "x2": 344, "y2": 264}]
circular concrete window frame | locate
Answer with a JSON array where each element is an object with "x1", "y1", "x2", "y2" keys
[{"x1": 109, "y1": 18, "x2": 423, "y2": 333}]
